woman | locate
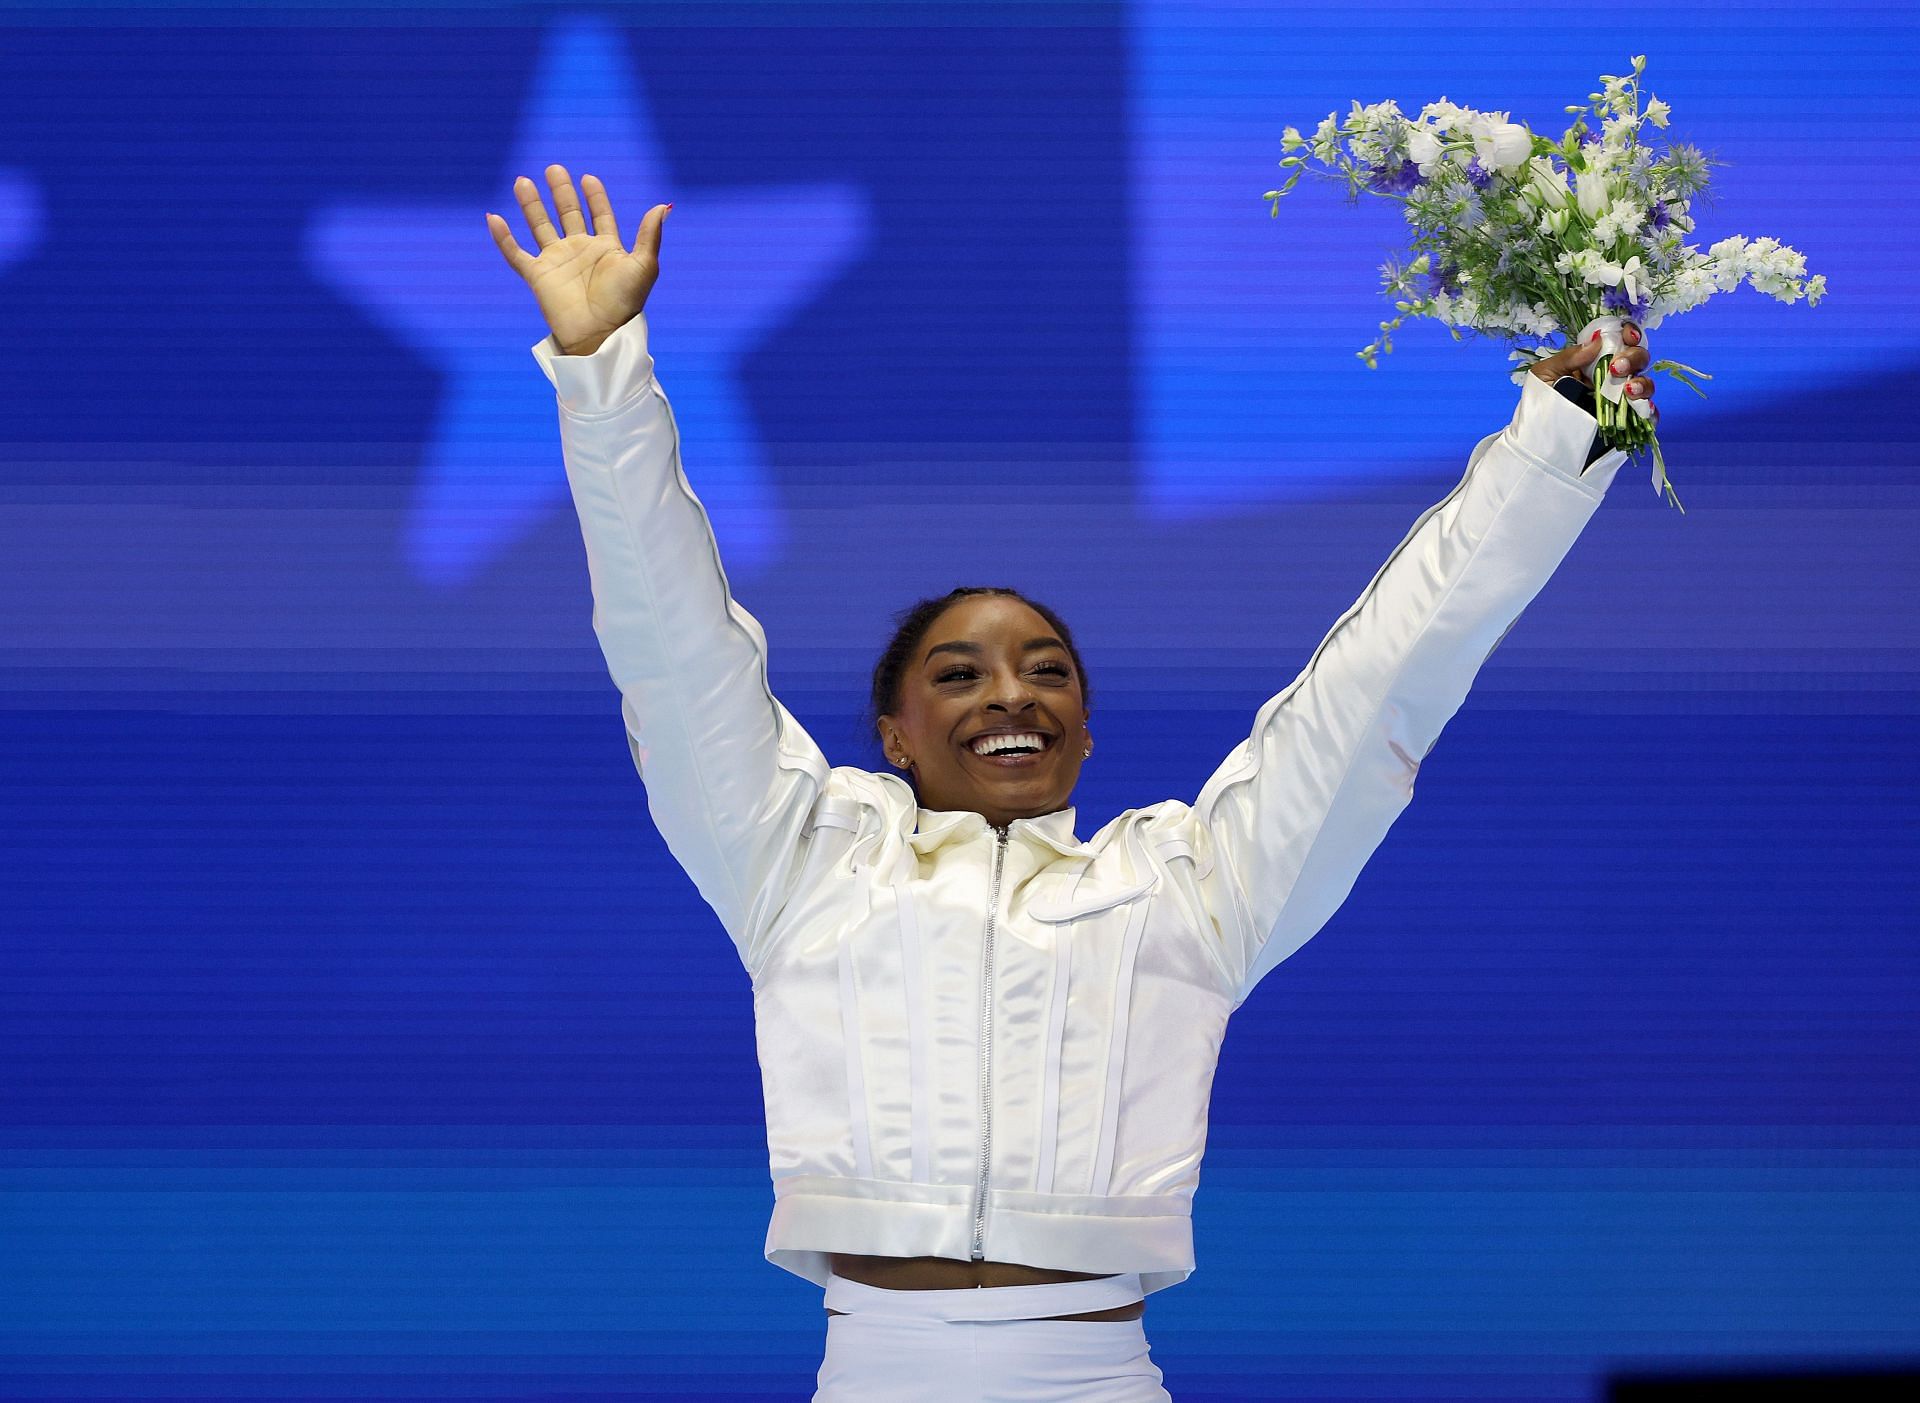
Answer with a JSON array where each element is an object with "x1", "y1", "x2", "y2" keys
[{"x1": 487, "y1": 166, "x2": 1655, "y2": 1401}]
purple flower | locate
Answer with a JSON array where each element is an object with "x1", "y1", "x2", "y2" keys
[
  {"x1": 1601, "y1": 283, "x2": 1650, "y2": 322},
  {"x1": 1463, "y1": 156, "x2": 1493, "y2": 190},
  {"x1": 1425, "y1": 259, "x2": 1461, "y2": 296},
  {"x1": 1366, "y1": 158, "x2": 1422, "y2": 195},
  {"x1": 1649, "y1": 198, "x2": 1672, "y2": 231}
]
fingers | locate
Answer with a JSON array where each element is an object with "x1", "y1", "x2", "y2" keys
[
  {"x1": 580, "y1": 173, "x2": 622, "y2": 244},
  {"x1": 484, "y1": 212, "x2": 535, "y2": 276},
  {"x1": 1558, "y1": 320, "x2": 1625, "y2": 388},
  {"x1": 505, "y1": 165, "x2": 617, "y2": 261},
  {"x1": 1572, "y1": 320, "x2": 1655, "y2": 404},
  {"x1": 545, "y1": 164, "x2": 589, "y2": 237},
  {"x1": 1603, "y1": 341, "x2": 1655, "y2": 402},
  {"x1": 1546, "y1": 321, "x2": 1659, "y2": 414},
  {"x1": 641, "y1": 202, "x2": 669, "y2": 259},
  {"x1": 513, "y1": 175, "x2": 561, "y2": 249}
]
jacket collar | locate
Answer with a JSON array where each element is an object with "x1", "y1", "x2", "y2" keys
[{"x1": 904, "y1": 802, "x2": 1095, "y2": 857}]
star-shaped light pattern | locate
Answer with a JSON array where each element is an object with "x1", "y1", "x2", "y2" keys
[
  {"x1": 0, "y1": 170, "x2": 45, "y2": 273},
  {"x1": 307, "y1": 13, "x2": 869, "y2": 588}
]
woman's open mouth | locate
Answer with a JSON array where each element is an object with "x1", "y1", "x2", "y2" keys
[{"x1": 964, "y1": 731, "x2": 1054, "y2": 768}]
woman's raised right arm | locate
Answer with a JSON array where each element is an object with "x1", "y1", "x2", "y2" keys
[{"x1": 493, "y1": 168, "x2": 832, "y2": 973}]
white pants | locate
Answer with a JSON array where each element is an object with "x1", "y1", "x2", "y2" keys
[{"x1": 813, "y1": 1271, "x2": 1172, "y2": 1402}]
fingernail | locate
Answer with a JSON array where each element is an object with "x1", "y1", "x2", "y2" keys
[
  {"x1": 1623, "y1": 326, "x2": 1640, "y2": 344},
  {"x1": 1590, "y1": 330, "x2": 1601, "y2": 343},
  {"x1": 1610, "y1": 356, "x2": 1628, "y2": 375}
]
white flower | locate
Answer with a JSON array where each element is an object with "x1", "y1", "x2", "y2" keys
[
  {"x1": 1746, "y1": 238, "x2": 1815, "y2": 301},
  {"x1": 1747, "y1": 235, "x2": 1806, "y2": 278},
  {"x1": 1312, "y1": 112, "x2": 1342, "y2": 161},
  {"x1": 1602, "y1": 202, "x2": 1646, "y2": 243},
  {"x1": 1643, "y1": 96, "x2": 1671, "y2": 128},
  {"x1": 1526, "y1": 156, "x2": 1569, "y2": 209},
  {"x1": 1574, "y1": 167, "x2": 1612, "y2": 220},
  {"x1": 1556, "y1": 248, "x2": 1607, "y2": 283},
  {"x1": 1406, "y1": 124, "x2": 1444, "y2": 176},
  {"x1": 1668, "y1": 264, "x2": 1715, "y2": 312},
  {"x1": 1469, "y1": 116, "x2": 1533, "y2": 174},
  {"x1": 1706, "y1": 234, "x2": 1750, "y2": 291},
  {"x1": 1594, "y1": 254, "x2": 1648, "y2": 304}
]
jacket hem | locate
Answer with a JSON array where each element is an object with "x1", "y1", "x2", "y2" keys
[{"x1": 763, "y1": 1174, "x2": 1196, "y2": 1297}]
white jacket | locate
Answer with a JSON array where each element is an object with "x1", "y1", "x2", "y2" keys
[{"x1": 532, "y1": 312, "x2": 1628, "y2": 1297}]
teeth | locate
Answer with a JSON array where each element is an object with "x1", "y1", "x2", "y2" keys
[{"x1": 970, "y1": 731, "x2": 1047, "y2": 756}]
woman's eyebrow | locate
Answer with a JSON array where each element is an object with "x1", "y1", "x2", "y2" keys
[{"x1": 923, "y1": 637, "x2": 1066, "y2": 664}]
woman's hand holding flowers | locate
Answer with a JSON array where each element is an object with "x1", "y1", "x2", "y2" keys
[{"x1": 1527, "y1": 317, "x2": 1658, "y2": 429}]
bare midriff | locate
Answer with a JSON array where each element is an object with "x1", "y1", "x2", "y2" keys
[{"x1": 825, "y1": 1253, "x2": 1147, "y2": 1322}]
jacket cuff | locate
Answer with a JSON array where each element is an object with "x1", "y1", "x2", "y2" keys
[
  {"x1": 528, "y1": 312, "x2": 656, "y2": 421},
  {"x1": 1505, "y1": 371, "x2": 1629, "y2": 499}
]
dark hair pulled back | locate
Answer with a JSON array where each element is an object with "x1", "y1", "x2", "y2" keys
[{"x1": 864, "y1": 587, "x2": 1090, "y2": 767}]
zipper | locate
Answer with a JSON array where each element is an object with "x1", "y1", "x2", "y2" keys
[{"x1": 971, "y1": 824, "x2": 1010, "y2": 1260}]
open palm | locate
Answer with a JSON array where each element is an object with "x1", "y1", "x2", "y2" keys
[{"x1": 486, "y1": 164, "x2": 669, "y2": 356}]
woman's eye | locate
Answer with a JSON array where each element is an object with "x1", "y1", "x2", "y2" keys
[{"x1": 936, "y1": 663, "x2": 1071, "y2": 683}]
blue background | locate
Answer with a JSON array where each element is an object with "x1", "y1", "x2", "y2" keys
[{"x1": 3, "y1": 2, "x2": 1917, "y2": 1399}]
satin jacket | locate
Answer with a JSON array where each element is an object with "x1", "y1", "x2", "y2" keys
[{"x1": 531, "y1": 311, "x2": 1628, "y2": 1296}]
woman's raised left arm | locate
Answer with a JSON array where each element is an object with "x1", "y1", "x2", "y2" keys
[{"x1": 1191, "y1": 332, "x2": 1649, "y2": 1008}]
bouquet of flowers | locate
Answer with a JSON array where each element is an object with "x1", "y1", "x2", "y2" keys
[{"x1": 1262, "y1": 55, "x2": 1825, "y2": 512}]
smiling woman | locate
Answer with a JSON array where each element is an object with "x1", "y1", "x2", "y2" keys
[
  {"x1": 869, "y1": 590, "x2": 1096, "y2": 832},
  {"x1": 504, "y1": 165, "x2": 1633, "y2": 1403}
]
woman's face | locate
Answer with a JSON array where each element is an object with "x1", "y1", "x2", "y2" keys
[{"x1": 877, "y1": 596, "x2": 1090, "y2": 829}]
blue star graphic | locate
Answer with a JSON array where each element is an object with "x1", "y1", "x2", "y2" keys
[
  {"x1": 307, "y1": 13, "x2": 869, "y2": 589},
  {"x1": 0, "y1": 169, "x2": 44, "y2": 272}
]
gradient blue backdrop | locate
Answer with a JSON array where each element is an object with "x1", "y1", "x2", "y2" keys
[{"x1": 3, "y1": 2, "x2": 1916, "y2": 1399}]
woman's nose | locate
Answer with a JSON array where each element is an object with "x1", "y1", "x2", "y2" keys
[{"x1": 988, "y1": 677, "x2": 1039, "y2": 708}]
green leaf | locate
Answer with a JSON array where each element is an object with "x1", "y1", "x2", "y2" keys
[{"x1": 1650, "y1": 358, "x2": 1713, "y2": 398}]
